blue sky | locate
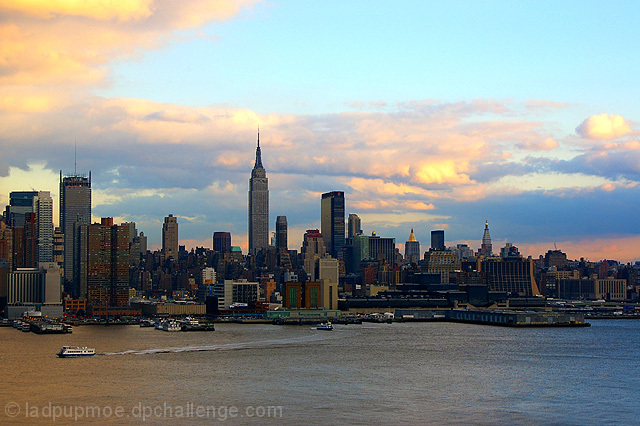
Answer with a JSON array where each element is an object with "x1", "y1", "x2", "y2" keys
[
  {"x1": 100, "y1": 1, "x2": 640, "y2": 117},
  {"x1": 0, "y1": 0, "x2": 639, "y2": 261}
]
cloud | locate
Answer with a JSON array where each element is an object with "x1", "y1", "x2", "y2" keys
[
  {"x1": 0, "y1": 1, "x2": 260, "y2": 90},
  {"x1": 0, "y1": 89, "x2": 638, "y2": 259},
  {"x1": 576, "y1": 113, "x2": 633, "y2": 140},
  {"x1": 415, "y1": 160, "x2": 473, "y2": 185},
  {"x1": 345, "y1": 100, "x2": 388, "y2": 110},
  {"x1": 525, "y1": 99, "x2": 569, "y2": 112},
  {"x1": 516, "y1": 136, "x2": 559, "y2": 151},
  {"x1": 0, "y1": 0, "x2": 155, "y2": 21},
  {"x1": 144, "y1": 110, "x2": 211, "y2": 124},
  {"x1": 358, "y1": 211, "x2": 451, "y2": 231}
]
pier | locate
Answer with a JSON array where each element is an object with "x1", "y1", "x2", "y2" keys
[{"x1": 399, "y1": 309, "x2": 590, "y2": 327}]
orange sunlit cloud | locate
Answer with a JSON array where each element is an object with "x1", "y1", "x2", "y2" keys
[
  {"x1": 0, "y1": 1, "x2": 259, "y2": 89},
  {"x1": 415, "y1": 161, "x2": 474, "y2": 185},
  {"x1": 0, "y1": 0, "x2": 154, "y2": 21},
  {"x1": 345, "y1": 178, "x2": 436, "y2": 197},
  {"x1": 516, "y1": 136, "x2": 559, "y2": 151}
]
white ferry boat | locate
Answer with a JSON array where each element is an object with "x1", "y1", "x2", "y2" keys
[
  {"x1": 161, "y1": 319, "x2": 181, "y2": 331},
  {"x1": 57, "y1": 346, "x2": 96, "y2": 358},
  {"x1": 317, "y1": 321, "x2": 334, "y2": 331}
]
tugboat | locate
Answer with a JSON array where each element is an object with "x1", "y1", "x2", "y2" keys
[
  {"x1": 316, "y1": 321, "x2": 334, "y2": 331},
  {"x1": 57, "y1": 346, "x2": 96, "y2": 358}
]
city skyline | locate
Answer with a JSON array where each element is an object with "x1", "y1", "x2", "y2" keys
[{"x1": 0, "y1": 1, "x2": 639, "y2": 262}]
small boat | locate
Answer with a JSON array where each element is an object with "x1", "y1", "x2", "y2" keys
[
  {"x1": 317, "y1": 321, "x2": 334, "y2": 331},
  {"x1": 57, "y1": 346, "x2": 95, "y2": 358},
  {"x1": 139, "y1": 319, "x2": 155, "y2": 327}
]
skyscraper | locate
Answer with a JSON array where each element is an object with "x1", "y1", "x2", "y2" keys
[
  {"x1": 213, "y1": 232, "x2": 231, "y2": 253},
  {"x1": 60, "y1": 171, "x2": 91, "y2": 291},
  {"x1": 479, "y1": 256, "x2": 540, "y2": 297},
  {"x1": 348, "y1": 213, "x2": 362, "y2": 239},
  {"x1": 405, "y1": 228, "x2": 421, "y2": 264},
  {"x1": 137, "y1": 232, "x2": 147, "y2": 254},
  {"x1": 79, "y1": 218, "x2": 129, "y2": 307},
  {"x1": 162, "y1": 214, "x2": 178, "y2": 260},
  {"x1": 431, "y1": 230, "x2": 445, "y2": 251},
  {"x1": 352, "y1": 233, "x2": 369, "y2": 271},
  {"x1": 5, "y1": 191, "x2": 54, "y2": 267},
  {"x1": 6, "y1": 192, "x2": 36, "y2": 269},
  {"x1": 321, "y1": 191, "x2": 345, "y2": 258},
  {"x1": 275, "y1": 216, "x2": 287, "y2": 250},
  {"x1": 478, "y1": 220, "x2": 492, "y2": 257},
  {"x1": 368, "y1": 232, "x2": 396, "y2": 266},
  {"x1": 301, "y1": 229, "x2": 327, "y2": 280},
  {"x1": 23, "y1": 213, "x2": 37, "y2": 267},
  {"x1": 248, "y1": 131, "x2": 269, "y2": 255},
  {"x1": 35, "y1": 191, "x2": 53, "y2": 264},
  {"x1": 5, "y1": 191, "x2": 37, "y2": 228}
]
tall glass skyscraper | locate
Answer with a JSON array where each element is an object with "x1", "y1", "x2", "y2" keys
[
  {"x1": 431, "y1": 230, "x2": 445, "y2": 251},
  {"x1": 347, "y1": 213, "x2": 361, "y2": 239},
  {"x1": 321, "y1": 191, "x2": 345, "y2": 258},
  {"x1": 60, "y1": 171, "x2": 91, "y2": 291},
  {"x1": 6, "y1": 191, "x2": 38, "y2": 228},
  {"x1": 275, "y1": 216, "x2": 287, "y2": 250},
  {"x1": 213, "y1": 231, "x2": 231, "y2": 253},
  {"x1": 248, "y1": 132, "x2": 269, "y2": 255}
]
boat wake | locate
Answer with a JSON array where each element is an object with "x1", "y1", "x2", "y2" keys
[{"x1": 98, "y1": 334, "x2": 331, "y2": 356}]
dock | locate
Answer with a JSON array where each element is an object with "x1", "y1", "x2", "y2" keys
[{"x1": 446, "y1": 309, "x2": 588, "y2": 327}]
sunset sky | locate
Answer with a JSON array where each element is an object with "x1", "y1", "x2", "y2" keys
[{"x1": 1, "y1": 0, "x2": 639, "y2": 262}]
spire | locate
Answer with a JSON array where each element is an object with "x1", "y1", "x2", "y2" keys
[
  {"x1": 254, "y1": 128, "x2": 263, "y2": 168},
  {"x1": 408, "y1": 228, "x2": 416, "y2": 242},
  {"x1": 482, "y1": 220, "x2": 491, "y2": 246}
]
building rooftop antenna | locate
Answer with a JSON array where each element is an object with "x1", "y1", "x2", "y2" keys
[{"x1": 74, "y1": 138, "x2": 77, "y2": 175}]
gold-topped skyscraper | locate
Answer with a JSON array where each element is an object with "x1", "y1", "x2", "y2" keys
[
  {"x1": 405, "y1": 228, "x2": 421, "y2": 264},
  {"x1": 248, "y1": 130, "x2": 269, "y2": 255}
]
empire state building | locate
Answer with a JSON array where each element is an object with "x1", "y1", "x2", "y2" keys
[{"x1": 248, "y1": 131, "x2": 269, "y2": 255}]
